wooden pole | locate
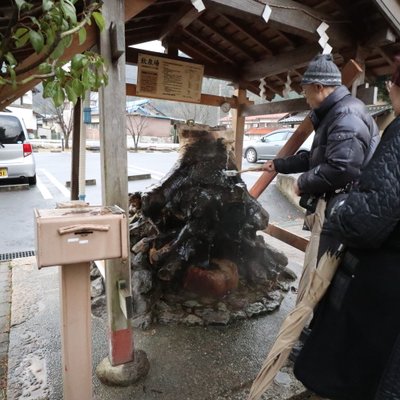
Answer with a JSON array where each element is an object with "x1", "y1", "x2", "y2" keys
[
  {"x1": 232, "y1": 87, "x2": 247, "y2": 170},
  {"x1": 70, "y1": 98, "x2": 82, "y2": 200},
  {"x1": 249, "y1": 59, "x2": 363, "y2": 199},
  {"x1": 99, "y1": 0, "x2": 133, "y2": 366},
  {"x1": 59, "y1": 262, "x2": 92, "y2": 400}
]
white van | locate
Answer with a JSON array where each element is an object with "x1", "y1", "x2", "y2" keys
[{"x1": 0, "y1": 111, "x2": 36, "y2": 185}]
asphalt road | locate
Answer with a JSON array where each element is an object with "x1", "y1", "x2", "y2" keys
[{"x1": 0, "y1": 150, "x2": 304, "y2": 255}]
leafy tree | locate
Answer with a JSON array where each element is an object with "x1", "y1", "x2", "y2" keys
[{"x1": 0, "y1": 0, "x2": 107, "y2": 108}]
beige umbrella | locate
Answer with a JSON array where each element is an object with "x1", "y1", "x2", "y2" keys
[
  {"x1": 296, "y1": 198, "x2": 327, "y2": 304},
  {"x1": 247, "y1": 245, "x2": 345, "y2": 400}
]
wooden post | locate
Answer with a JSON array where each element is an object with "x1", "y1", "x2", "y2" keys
[
  {"x1": 232, "y1": 87, "x2": 246, "y2": 170},
  {"x1": 351, "y1": 46, "x2": 367, "y2": 97},
  {"x1": 98, "y1": 0, "x2": 133, "y2": 366},
  {"x1": 249, "y1": 59, "x2": 363, "y2": 199},
  {"x1": 70, "y1": 98, "x2": 82, "y2": 200},
  {"x1": 59, "y1": 262, "x2": 92, "y2": 400}
]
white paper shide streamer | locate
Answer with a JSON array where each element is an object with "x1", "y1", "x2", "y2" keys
[
  {"x1": 259, "y1": 77, "x2": 267, "y2": 100},
  {"x1": 191, "y1": 0, "x2": 205, "y2": 12},
  {"x1": 317, "y1": 22, "x2": 332, "y2": 54}
]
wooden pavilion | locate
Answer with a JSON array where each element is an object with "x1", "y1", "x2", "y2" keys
[{"x1": 1, "y1": 0, "x2": 400, "y2": 373}]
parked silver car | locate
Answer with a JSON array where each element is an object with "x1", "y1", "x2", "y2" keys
[
  {"x1": 0, "y1": 111, "x2": 36, "y2": 185},
  {"x1": 243, "y1": 128, "x2": 314, "y2": 163}
]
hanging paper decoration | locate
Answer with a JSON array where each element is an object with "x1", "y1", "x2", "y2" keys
[
  {"x1": 259, "y1": 77, "x2": 267, "y2": 100},
  {"x1": 282, "y1": 72, "x2": 291, "y2": 98},
  {"x1": 262, "y1": 5, "x2": 272, "y2": 23},
  {"x1": 317, "y1": 22, "x2": 332, "y2": 54},
  {"x1": 191, "y1": 0, "x2": 205, "y2": 12}
]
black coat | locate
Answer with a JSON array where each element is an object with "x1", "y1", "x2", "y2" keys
[
  {"x1": 294, "y1": 116, "x2": 400, "y2": 400},
  {"x1": 273, "y1": 85, "x2": 380, "y2": 196}
]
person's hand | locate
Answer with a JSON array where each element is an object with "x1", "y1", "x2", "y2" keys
[
  {"x1": 294, "y1": 180, "x2": 302, "y2": 196},
  {"x1": 264, "y1": 160, "x2": 275, "y2": 173}
]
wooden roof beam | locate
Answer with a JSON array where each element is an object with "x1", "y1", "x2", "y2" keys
[
  {"x1": 126, "y1": 30, "x2": 160, "y2": 46},
  {"x1": 127, "y1": 83, "x2": 239, "y2": 109},
  {"x1": 242, "y1": 43, "x2": 321, "y2": 81},
  {"x1": 159, "y1": 3, "x2": 203, "y2": 42},
  {"x1": 241, "y1": 98, "x2": 308, "y2": 117},
  {"x1": 205, "y1": 0, "x2": 352, "y2": 48}
]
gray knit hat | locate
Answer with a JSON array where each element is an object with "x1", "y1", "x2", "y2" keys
[{"x1": 301, "y1": 54, "x2": 342, "y2": 86}]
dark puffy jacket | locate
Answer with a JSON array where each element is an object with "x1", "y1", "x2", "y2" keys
[
  {"x1": 327, "y1": 116, "x2": 400, "y2": 249},
  {"x1": 294, "y1": 117, "x2": 400, "y2": 400},
  {"x1": 273, "y1": 85, "x2": 380, "y2": 196}
]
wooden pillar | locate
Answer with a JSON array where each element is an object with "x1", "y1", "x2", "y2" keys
[
  {"x1": 232, "y1": 87, "x2": 246, "y2": 170},
  {"x1": 351, "y1": 46, "x2": 367, "y2": 97},
  {"x1": 59, "y1": 262, "x2": 92, "y2": 400},
  {"x1": 98, "y1": 0, "x2": 133, "y2": 366},
  {"x1": 70, "y1": 98, "x2": 82, "y2": 200}
]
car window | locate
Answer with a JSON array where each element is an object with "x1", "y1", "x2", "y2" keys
[
  {"x1": 0, "y1": 115, "x2": 25, "y2": 144},
  {"x1": 265, "y1": 131, "x2": 289, "y2": 142}
]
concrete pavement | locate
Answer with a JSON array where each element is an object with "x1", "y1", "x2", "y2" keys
[
  {"x1": 0, "y1": 262, "x2": 11, "y2": 400},
  {"x1": 3, "y1": 228, "x2": 312, "y2": 400}
]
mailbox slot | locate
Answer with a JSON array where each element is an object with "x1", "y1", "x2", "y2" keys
[{"x1": 35, "y1": 206, "x2": 128, "y2": 268}]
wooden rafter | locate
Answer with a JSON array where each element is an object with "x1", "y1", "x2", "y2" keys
[
  {"x1": 183, "y1": 27, "x2": 236, "y2": 64},
  {"x1": 196, "y1": 17, "x2": 254, "y2": 61},
  {"x1": 178, "y1": 42, "x2": 219, "y2": 65},
  {"x1": 218, "y1": 14, "x2": 273, "y2": 55}
]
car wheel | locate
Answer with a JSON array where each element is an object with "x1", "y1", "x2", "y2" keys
[
  {"x1": 28, "y1": 174, "x2": 37, "y2": 185},
  {"x1": 245, "y1": 148, "x2": 258, "y2": 163}
]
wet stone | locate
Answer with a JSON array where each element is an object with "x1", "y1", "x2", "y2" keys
[
  {"x1": 132, "y1": 270, "x2": 153, "y2": 294},
  {"x1": 90, "y1": 264, "x2": 101, "y2": 279},
  {"x1": 91, "y1": 295, "x2": 106, "y2": 319},
  {"x1": 194, "y1": 308, "x2": 230, "y2": 325},
  {"x1": 277, "y1": 281, "x2": 290, "y2": 292},
  {"x1": 158, "y1": 310, "x2": 185, "y2": 325},
  {"x1": 274, "y1": 371, "x2": 292, "y2": 387},
  {"x1": 131, "y1": 314, "x2": 152, "y2": 330},
  {"x1": 182, "y1": 314, "x2": 203, "y2": 326},
  {"x1": 245, "y1": 302, "x2": 268, "y2": 318},
  {"x1": 182, "y1": 300, "x2": 202, "y2": 310},
  {"x1": 230, "y1": 311, "x2": 247, "y2": 321},
  {"x1": 91, "y1": 276, "x2": 104, "y2": 298}
]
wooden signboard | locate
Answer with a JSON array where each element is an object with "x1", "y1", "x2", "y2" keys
[{"x1": 137, "y1": 53, "x2": 204, "y2": 103}]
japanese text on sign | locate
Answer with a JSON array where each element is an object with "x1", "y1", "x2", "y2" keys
[{"x1": 137, "y1": 54, "x2": 204, "y2": 103}]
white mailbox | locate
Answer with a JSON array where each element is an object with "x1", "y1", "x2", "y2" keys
[
  {"x1": 34, "y1": 205, "x2": 128, "y2": 268},
  {"x1": 34, "y1": 204, "x2": 130, "y2": 400}
]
